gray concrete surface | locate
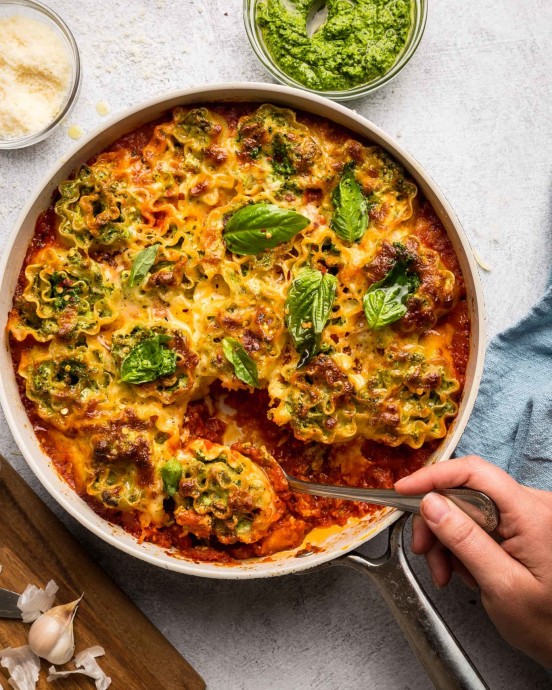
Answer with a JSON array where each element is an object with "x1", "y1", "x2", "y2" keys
[{"x1": 1, "y1": 1, "x2": 552, "y2": 688}]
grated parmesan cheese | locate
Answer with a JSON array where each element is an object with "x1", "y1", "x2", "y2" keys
[
  {"x1": 0, "y1": 15, "x2": 71, "y2": 139},
  {"x1": 95, "y1": 100, "x2": 110, "y2": 116},
  {"x1": 473, "y1": 247, "x2": 493, "y2": 272},
  {"x1": 67, "y1": 124, "x2": 83, "y2": 139}
]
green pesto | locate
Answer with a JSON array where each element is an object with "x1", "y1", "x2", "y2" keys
[{"x1": 257, "y1": 0, "x2": 412, "y2": 91}]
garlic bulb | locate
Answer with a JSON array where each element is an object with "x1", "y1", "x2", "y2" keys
[{"x1": 27, "y1": 595, "x2": 82, "y2": 665}]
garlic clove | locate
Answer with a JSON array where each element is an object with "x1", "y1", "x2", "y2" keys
[
  {"x1": 44, "y1": 626, "x2": 75, "y2": 666},
  {"x1": 28, "y1": 595, "x2": 83, "y2": 665}
]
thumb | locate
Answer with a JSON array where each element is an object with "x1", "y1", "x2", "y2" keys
[{"x1": 420, "y1": 492, "x2": 522, "y2": 592}]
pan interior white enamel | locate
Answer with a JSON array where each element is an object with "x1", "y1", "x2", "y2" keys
[{"x1": 0, "y1": 83, "x2": 485, "y2": 578}]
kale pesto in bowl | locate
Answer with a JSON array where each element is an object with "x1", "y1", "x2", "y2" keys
[{"x1": 244, "y1": 0, "x2": 427, "y2": 101}]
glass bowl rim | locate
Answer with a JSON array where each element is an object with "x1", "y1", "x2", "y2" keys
[
  {"x1": 0, "y1": 0, "x2": 81, "y2": 149},
  {"x1": 243, "y1": 0, "x2": 428, "y2": 101}
]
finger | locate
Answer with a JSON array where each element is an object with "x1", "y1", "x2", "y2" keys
[
  {"x1": 451, "y1": 554, "x2": 478, "y2": 591},
  {"x1": 394, "y1": 456, "x2": 524, "y2": 516},
  {"x1": 419, "y1": 492, "x2": 526, "y2": 591},
  {"x1": 411, "y1": 514, "x2": 435, "y2": 554},
  {"x1": 425, "y1": 541, "x2": 452, "y2": 588}
]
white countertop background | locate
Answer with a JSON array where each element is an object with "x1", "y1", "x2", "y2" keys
[{"x1": 1, "y1": 1, "x2": 551, "y2": 687}]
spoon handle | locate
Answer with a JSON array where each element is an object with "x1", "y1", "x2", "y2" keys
[{"x1": 286, "y1": 478, "x2": 499, "y2": 532}]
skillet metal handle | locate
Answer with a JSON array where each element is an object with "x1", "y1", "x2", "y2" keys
[
  {"x1": 287, "y1": 478, "x2": 498, "y2": 532},
  {"x1": 319, "y1": 515, "x2": 489, "y2": 690}
]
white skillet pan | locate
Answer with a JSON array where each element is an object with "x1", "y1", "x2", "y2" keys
[{"x1": 0, "y1": 84, "x2": 487, "y2": 688}]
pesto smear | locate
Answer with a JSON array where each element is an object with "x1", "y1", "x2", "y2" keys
[{"x1": 257, "y1": 0, "x2": 413, "y2": 92}]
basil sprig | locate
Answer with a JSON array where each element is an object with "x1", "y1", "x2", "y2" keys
[
  {"x1": 161, "y1": 459, "x2": 182, "y2": 497},
  {"x1": 363, "y1": 261, "x2": 420, "y2": 329},
  {"x1": 120, "y1": 334, "x2": 177, "y2": 384},
  {"x1": 285, "y1": 267, "x2": 337, "y2": 367},
  {"x1": 331, "y1": 163, "x2": 368, "y2": 243},
  {"x1": 128, "y1": 244, "x2": 160, "y2": 287},
  {"x1": 222, "y1": 337, "x2": 259, "y2": 388},
  {"x1": 223, "y1": 203, "x2": 310, "y2": 256}
]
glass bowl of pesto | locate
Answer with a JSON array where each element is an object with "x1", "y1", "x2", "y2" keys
[{"x1": 244, "y1": 0, "x2": 427, "y2": 101}]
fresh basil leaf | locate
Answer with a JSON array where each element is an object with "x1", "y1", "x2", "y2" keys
[
  {"x1": 128, "y1": 244, "x2": 160, "y2": 287},
  {"x1": 222, "y1": 337, "x2": 259, "y2": 388},
  {"x1": 120, "y1": 334, "x2": 177, "y2": 384},
  {"x1": 285, "y1": 267, "x2": 337, "y2": 367},
  {"x1": 331, "y1": 163, "x2": 368, "y2": 243},
  {"x1": 223, "y1": 203, "x2": 310, "y2": 256},
  {"x1": 161, "y1": 458, "x2": 182, "y2": 497},
  {"x1": 363, "y1": 260, "x2": 420, "y2": 329}
]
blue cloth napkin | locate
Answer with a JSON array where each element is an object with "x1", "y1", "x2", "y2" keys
[{"x1": 455, "y1": 274, "x2": 552, "y2": 491}]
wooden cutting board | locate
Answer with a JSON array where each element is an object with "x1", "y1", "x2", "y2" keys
[{"x1": 0, "y1": 456, "x2": 205, "y2": 690}]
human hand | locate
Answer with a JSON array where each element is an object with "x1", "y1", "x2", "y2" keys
[{"x1": 395, "y1": 456, "x2": 552, "y2": 667}]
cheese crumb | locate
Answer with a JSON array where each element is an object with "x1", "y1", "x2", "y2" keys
[
  {"x1": 0, "y1": 15, "x2": 71, "y2": 139},
  {"x1": 473, "y1": 247, "x2": 493, "y2": 272},
  {"x1": 96, "y1": 101, "x2": 110, "y2": 117},
  {"x1": 67, "y1": 124, "x2": 83, "y2": 140}
]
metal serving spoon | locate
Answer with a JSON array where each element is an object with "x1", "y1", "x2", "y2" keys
[{"x1": 285, "y1": 474, "x2": 499, "y2": 532}]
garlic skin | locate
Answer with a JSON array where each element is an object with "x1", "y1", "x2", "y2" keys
[
  {"x1": 47, "y1": 646, "x2": 111, "y2": 690},
  {"x1": 0, "y1": 645, "x2": 40, "y2": 690},
  {"x1": 18, "y1": 579, "x2": 58, "y2": 623},
  {"x1": 27, "y1": 596, "x2": 82, "y2": 665}
]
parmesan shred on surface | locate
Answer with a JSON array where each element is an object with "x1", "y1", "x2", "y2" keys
[{"x1": 0, "y1": 15, "x2": 71, "y2": 139}]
